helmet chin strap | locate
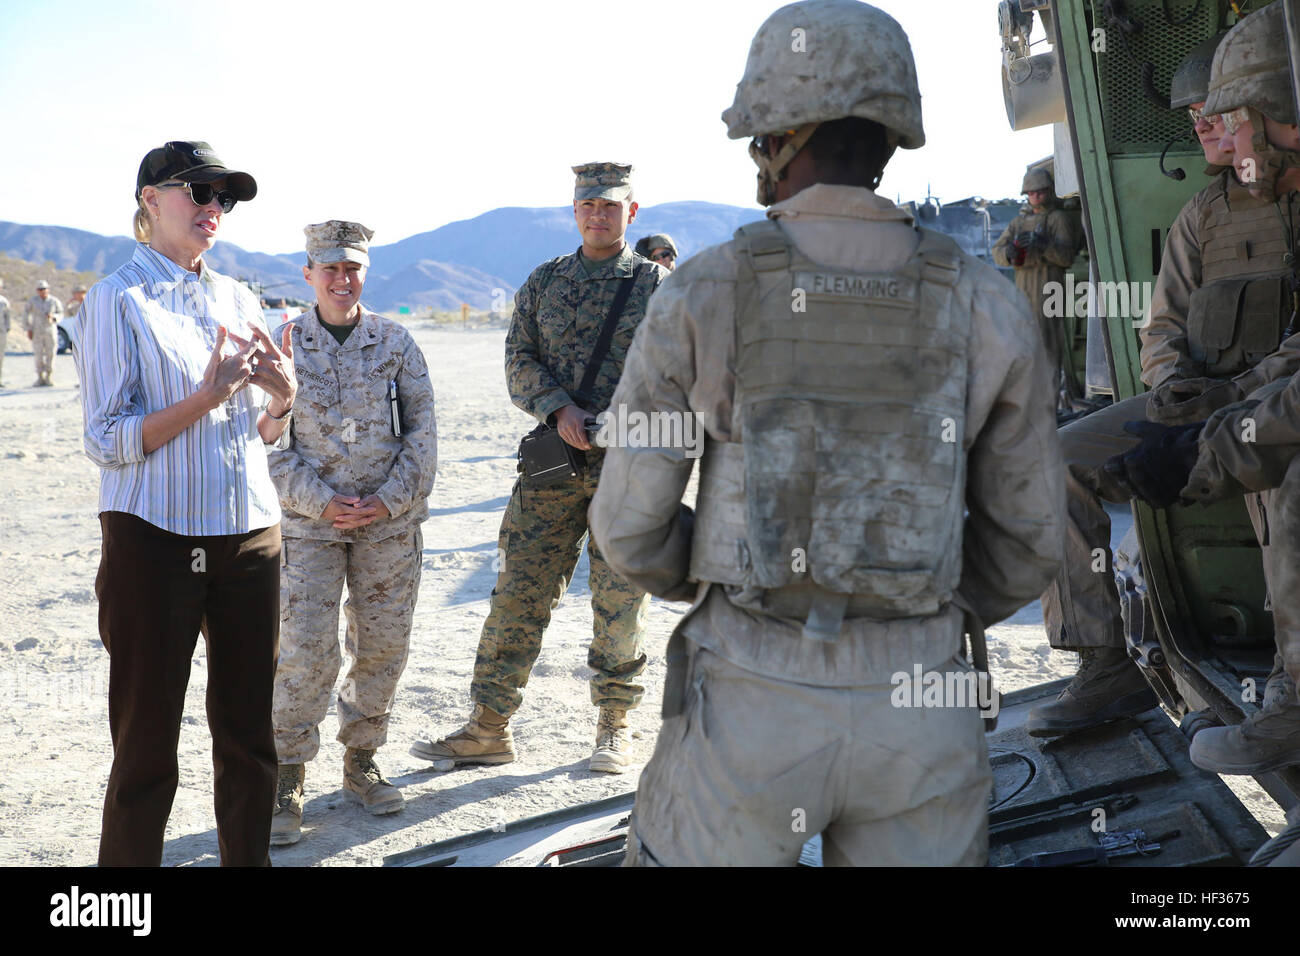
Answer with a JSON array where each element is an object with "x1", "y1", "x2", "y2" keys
[
  {"x1": 749, "y1": 122, "x2": 820, "y2": 206},
  {"x1": 1246, "y1": 107, "x2": 1300, "y2": 200}
]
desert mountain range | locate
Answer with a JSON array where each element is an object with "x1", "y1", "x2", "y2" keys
[{"x1": 0, "y1": 197, "x2": 1021, "y2": 313}]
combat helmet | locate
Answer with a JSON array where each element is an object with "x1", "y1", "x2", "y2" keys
[
  {"x1": 1205, "y1": 3, "x2": 1295, "y2": 123},
  {"x1": 722, "y1": 0, "x2": 923, "y2": 204},
  {"x1": 1021, "y1": 168, "x2": 1054, "y2": 193},
  {"x1": 634, "y1": 233, "x2": 678, "y2": 258},
  {"x1": 1204, "y1": 3, "x2": 1300, "y2": 198},
  {"x1": 1168, "y1": 32, "x2": 1229, "y2": 110}
]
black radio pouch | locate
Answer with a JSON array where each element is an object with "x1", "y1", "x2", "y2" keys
[{"x1": 518, "y1": 423, "x2": 583, "y2": 486}]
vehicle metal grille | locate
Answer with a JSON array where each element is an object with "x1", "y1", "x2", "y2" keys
[{"x1": 1092, "y1": 0, "x2": 1220, "y2": 153}]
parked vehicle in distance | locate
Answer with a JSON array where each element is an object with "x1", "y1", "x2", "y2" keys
[
  {"x1": 263, "y1": 305, "x2": 302, "y2": 327},
  {"x1": 56, "y1": 318, "x2": 76, "y2": 355}
]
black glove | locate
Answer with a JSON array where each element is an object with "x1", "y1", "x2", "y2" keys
[{"x1": 1103, "y1": 420, "x2": 1204, "y2": 508}]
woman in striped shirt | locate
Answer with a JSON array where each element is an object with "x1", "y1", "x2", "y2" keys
[{"x1": 75, "y1": 141, "x2": 297, "y2": 866}]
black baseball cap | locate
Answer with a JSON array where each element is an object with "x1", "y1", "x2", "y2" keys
[{"x1": 135, "y1": 141, "x2": 257, "y2": 201}]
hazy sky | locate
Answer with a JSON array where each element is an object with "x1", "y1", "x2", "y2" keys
[{"x1": 1, "y1": 0, "x2": 1054, "y2": 255}]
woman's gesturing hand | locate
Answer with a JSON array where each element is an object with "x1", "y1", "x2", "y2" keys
[
  {"x1": 200, "y1": 326, "x2": 260, "y2": 409},
  {"x1": 242, "y1": 324, "x2": 298, "y2": 416}
]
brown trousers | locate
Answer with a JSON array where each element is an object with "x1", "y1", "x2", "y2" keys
[{"x1": 96, "y1": 511, "x2": 280, "y2": 866}]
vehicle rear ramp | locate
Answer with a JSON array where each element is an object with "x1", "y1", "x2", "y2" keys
[{"x1": 385, "y1": 681, "x2": 1272, "y2": 867}]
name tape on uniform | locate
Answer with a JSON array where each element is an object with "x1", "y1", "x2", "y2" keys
[{"x1": 794, "y1": 271, "x2": 916, "y2": 303}]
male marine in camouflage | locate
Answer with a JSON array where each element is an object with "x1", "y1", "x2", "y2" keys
[
  {"x1": 267, "y1": 221, "x2": 437, "y2": 845},
  {"x1": 24, "y1": 279, "x2": 62, "y2": 386},
  {"x1": 412, "y1": 163, "x2": 667, "y2": 774},
  {"x1": 992, "y1": 167, "x2": 1083, "y2": 396}
]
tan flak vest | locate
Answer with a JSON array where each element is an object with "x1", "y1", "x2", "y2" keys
[
  {"x1": 689, "y1": 220, "x2": 970, "y2": 632},
  {"x1": 1188, "y1": 188, "x2": 1300, "y2": 376}
]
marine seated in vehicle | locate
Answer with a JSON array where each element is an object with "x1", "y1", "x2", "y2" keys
[
  {"x1": 1027, "y1": 22, "x2": 1300, "y2": 742},
  {"x1": 1104, "y1": 2, "x2": 1300, "y2": 780}
]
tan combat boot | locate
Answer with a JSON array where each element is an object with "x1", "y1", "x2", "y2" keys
[
  {"x1": 409, "y1": 703, "x2": 516, "y2": 768},
  {"x1": 1189, "y1": 688, "x2": 1300, "y2": 775},
  {"x1": 1025, "y1": 646, "x2": 1158, "y2": 738},
  {"x1": 589, "y1": 707, "x2": 633, "y2": 774},
  {"x1": 343, "y1": 748, "x2": 403, "y2": 815},
  {"x1": 270, "y1": 763, "x2": 305, "y2": 846}
]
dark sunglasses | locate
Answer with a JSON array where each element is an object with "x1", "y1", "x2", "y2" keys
[
  {"x1": 650, "y1": 250, "x2": 675, "y2": 262},
  {"x1": 156, "y1": 180, "x2": 238, "y2": 213}
]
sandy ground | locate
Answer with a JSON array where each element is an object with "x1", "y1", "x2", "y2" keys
[{"x1": 0, "y1": 325, "x2": 1285, "y2": 867}]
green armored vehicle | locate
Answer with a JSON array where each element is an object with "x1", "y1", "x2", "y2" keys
[{"x1": 995, "y1": 0, "x2": 1300, "y2": 865}]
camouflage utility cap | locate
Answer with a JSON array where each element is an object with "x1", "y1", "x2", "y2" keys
[
  {"x1": 35, "y1": 280, "x2": 49, "y2": 290},
  {"x1": 574, "y1": 162, "x2": 634, "y2": 202},
  {"x1": 305, "y1": 220, "x2": 376, "y2": 266},
  {"x1": 1169, "y1": 32, "x2": 1228, "y2": 109},
  {"x1": 1022, "y1": 168, "x2": 1053, "y2": 193},
  {"x1": 1205, "y1": 2, "x2": 1296, "y2": 124}
]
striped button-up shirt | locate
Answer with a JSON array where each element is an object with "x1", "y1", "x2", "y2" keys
[{"x1": 75, "y1": 243, "x2": 281, "y2": 536}]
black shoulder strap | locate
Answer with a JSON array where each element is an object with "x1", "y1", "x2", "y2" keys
[{"x1": 575, "y1": 271, "x2": 637, "y2": 402}]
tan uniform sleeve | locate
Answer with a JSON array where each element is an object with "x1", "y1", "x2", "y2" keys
[
  {"x1": 375, "y1": 335, "x2": 438, "y2": 519},
  {"x1": 1140, "y1": 195, "x2": 1200, "y2": 388},
  {"x1": 959, "y1": 266, "x2": 1065, "y2": 626},
  {"x1": 588, "y1": 266, "x2": 716, "y2": 603},
  {"x1": 991, "y1": 219, "x2": 1019, "y2": 268},
  {"x1": 1185, "y1": 377, "x2": 1300, "y2": 501},
  {"x1": 266, "y1": 325, "x2": 338, "y2": 519},
  {"x1": 1036, "y1": 209, "x2": 1081, "y2": 269},
  {"x1": 1228, "y1": 329, "x2": 1300, "y2": 398},
  {"x1": 267, "y1": 426, "x2": 337, "y2": 519}
]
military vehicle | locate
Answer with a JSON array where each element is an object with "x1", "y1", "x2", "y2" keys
[
  {"x1": 993, "y1": 0, "x2": 1300, "y2": 861},
  {"x1": 386, "y1": 0, "x2": 1300, "y2": 868}
]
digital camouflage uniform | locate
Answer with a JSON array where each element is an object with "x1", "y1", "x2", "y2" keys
[
  {"x1": 591, "y1": 182, "x2": 1064, "y2": 867},
  {"x1": 991, "y1": 189, "x2": 1082, "y2": 383},
  {"x1": 470, "y1": 241, "x2": 666, "y2": 718},
  {"x1": 267, "y1": 303, "x2": 437, "y2": 763},
  {"x1": 24, "y1": 290, "x2": 62, "y2": 386}
]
